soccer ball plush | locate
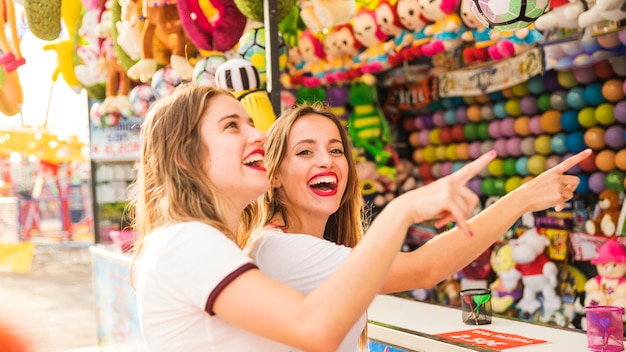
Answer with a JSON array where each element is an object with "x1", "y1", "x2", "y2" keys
[
  {"x1": 469, "y1": 0, "x2": 550, "y2": 32},
  {"x1": 151, "y1": 66, "x2": 184, "y2": 99},
  {"x1": 129, "y1": 84, "x2": 156, "y2": 118},
  {"x1": 237, "y1": 26, "x2": 289, "y2": 83},
  {"x1": 192, "y1": 55, "x2": 228, "y2": 87}
]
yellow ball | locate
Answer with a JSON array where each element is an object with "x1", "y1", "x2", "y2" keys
[
  {"x1": 488, "y1": 159, "x2": 505, "y2": 177},
  {"x1": 528, "y1": 155, "x2": 547, "y2": 175},
  {"x1": 505, "y1": 176, "x2": 523, "y2": 193},
  {"x1": 445, "y1": 144, "x2": 458, "y2": 161}
]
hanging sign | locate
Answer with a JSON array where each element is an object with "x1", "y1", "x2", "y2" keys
[
  {"x1": 436, "y1": 328, "x2": 548, "y2": 350},
  {"x1": 438, "y1": 48, "x2": 543, "y2": 97},
  {"x1": 90, "y1": 118, "x2": 143, "y2": 161}
]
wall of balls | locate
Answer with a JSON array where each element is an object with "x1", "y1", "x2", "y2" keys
[{"x1": 405, "y1": 59, "x2": 626, "y2": 199}]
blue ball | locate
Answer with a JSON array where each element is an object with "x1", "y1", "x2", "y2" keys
[
  {"x1": 516, "y1": 156, "x2": 530, "y2": 176},
  {"x1": 584, "y1": 83, "x2": 606, "y2": 106},
  {"x1": 551, "y1": 133, "x2": 569, "y2": 154},
  {"x1": 527, "y1": 75, "x2": 546, "y2": 95},
  {"x1": 452, "y1": 161, "x2": 466, "y2": 173},
  {"x1": 565, "y1": 131, "x2": 586, "y2": 153},
  {"x1": 489, "y1": 91, "x2": 504, "y2": 101},
  {"x1": 450, "y1": 96, "x2": 465, "y2": 107},
  {"x1": 441, "y1": 98, "x2": 455, "y2": 109},
  {"x1": 576, "y1": 174, "x2": 590, "y2": 194},
  {"x1": 560, "y1": 110, "x2": 582, "y2": 132},
  {"x1": 444, "y1": 109, "x2": 457, "y2": 126},
  {"x1": 566, "y1": 87, "x2": 587, "y2": 110},
  {"x1": 494, "y1": 101, "x2": 508, "y2": 119}
]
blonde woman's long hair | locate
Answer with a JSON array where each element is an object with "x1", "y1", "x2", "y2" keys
[
  {"x1": 129, "y1": 85, "x2": 250, "y2": 284},
  {"x1": 250, "y1": 103, "x2": 369, "y2": 350}
]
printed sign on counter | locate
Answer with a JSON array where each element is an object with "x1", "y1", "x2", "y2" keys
[
  {"x1": 90, "y1": 118, "x2": 143, "y2": 161},
  {"x1": 436, "y1": 328, "x2": 548, "y2": 350}
]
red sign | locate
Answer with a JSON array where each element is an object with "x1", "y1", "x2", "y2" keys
[{"x1": 435, "y1": 329, "x2": 548, "y2": 350}]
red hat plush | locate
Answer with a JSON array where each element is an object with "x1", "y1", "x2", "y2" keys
[{"x1": 591, "y1": 239, "x2": 626, "y2": 265}]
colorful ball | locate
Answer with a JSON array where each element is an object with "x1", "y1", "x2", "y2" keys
[
  {"x1": 445, "y1": 143, "x2": 458, "y2": 160},
  {"x1": 606, "y1": 170, "x2": 626, "y2": 193},
  {"x1": 422, "y1": 145, "x2": 437, "y2": 163},
  {"x1": 529, "y1": 115, "x2": 544, "y2": 135},
  {"x1": 456, "y1": 107, "x2": 469, "y2": 124},
  {"x1": 573, "y1": 66, "x2": 597, "y2": 84},
  {"x1": 602, "y1": 78, "x2": 625, "y2": 102},
  {"x1": 557, "y1": 70, "x2": 577, "y2": 88},
  {"x1": 237, "y1": 26, "x2": 288, "y2": 82},
  {"x1": 550, "y1": 133, "x2": 569, "y2": 154},
  {"x1": 477, "y1": 122, "x2": 491, "y2": 140},
  {"x1": 418, "y1": 130, "x2": 430, "y2": 146},
  {"x1": 464, "y1": 123, "x2": 479, "y2": 141},
  {"x1": 540, "y1": 110, "x2": 562, "y2": 134},
  {"x1": 457, "y1": 143, "x2": 470, "y2": 160},
  {"x1": 481, "y1": 104, "x2": 496, "y2": 121},
  {"x1": 429, "y1": 128, "x2": 442, "y2": 145},
  {"x1": 409, "y1": 131, "x2": 420, "y2": 147},
  {"x1": 593, "y1": 60, "x2": 615, "y2": 80},
  {"x1": 575, "y1": 174, "x2": 590, "y2": 194},
  {"x1": 193, "y1": 55, "x2": 228, "y2": 87},
  {"x1": 467, "y1": 105, "x2": 482, "y2": 122},
  {"x1": 129, "y1": 84, "x2": 156, "y2": 117},
  {"x1": 503, "y1": 158, "x2": 517, "y2": 176},
  {"x1": 488, "y1": 120, "x2": 502, "y2": 139},
  {"x1": 605, "y1": 125, "x2": 626, "y2": 149},
  {"x1": 494, "y1": 101, "x2": 508, "y2": 118},
  {"x1": 537, "y1": 93, "x2": 552, "y2": 111},
  {"x1": 505, "y1": 176, "x2": 523, "y2": 193},
  {"x1": 528, "y1": 154, "x2": 547, "y2": 175},
  {"x1": 419, "y1": 163, "x2": 434, "y2": 179},
  {"x1": 544, "y1": 70, "x2": 560, "y2": 91},
  {"x1": 431, "y1": 162, "x2": 442, "y2": 178},
  {"x1": 520, "y1": 136, "x2": 536, "y2": 155},
  {"x1": 151, "y1": 66, "x2": 183, "y2": 99},
  {"x1": 614, "y1": 101, "x2": 626, "y2": 124},
  {"x1": 549, "y1": 90, "x2": 569, "y2": 111},
  {"x1": 520, "y1": 96, "x2": 539, "y2": 115},
  {"x1": 566, "y1": 87, "x2": 587, "y2": 110},
  {"x1": 534, "y1": 135, "x2": 553, "y2": 155},
  {"x1": 545, "y1": 155, "x2": 562, "y2": 170},
  {"x1": 596, "y1": 149, "x2": 617, "y2": 172},
  {"x1": 451, "y1": 124, "x2": 466, "y2": 142},
  {"x1": 589, "y1": 171, "x2": 607, "y2": 193},
  {"x1": 584, "y1": 83, "x2": 606, "y2": 106},
  {"x1": 595, "y1": 102, "x2": 615, "y2": 125},
  {"x1": 468, "y1": 141, "x2": 483, "y2": 159},
  {"x1": 492, "y1": 138, "x2": 508, "y2": 157},
  {"x1": 488, "y1": 159, "x2": 505, "y2": 176},
  {"x1": 435, "y1": 145, "x2": 447, "y2": 160},
  {"x1": 580, "y1": 151, "x2": 597, "y2": 172},
  {"x1": 560, "y1": 110, "x2": 581, "y2": 132},
  {"x1": 432, "y1": 111, "x2": 446, "y2": 127},
  {"x1": 516, "y1": 156, "x2": 530, "y2": 175},
  {"x1": 467, "y1": 177, "x2": 483, "y2": 195},
  {"x1": 505, "y1": 136, "x2": 523, "y2": 156},
  {"x1": 505, "y1": 98, "x2": 522, "y2": 116},
  {"x1": 512, "y1": 82, "x2": 530, "y2": 97},
  {"x1": 481, "y1": 140, "x2": 495, "y2": 155},
  {"x1": 578, "y1": 107, "x2": 597, "y2": 128},
  {"x1": 566, "y1": 131, "x2": 586, "y2": 153},
  {"x1": 514, "y1": 115, "x2": 532, "y2": 136},
  {"x1": 616, "y1": 149, "x2": 626, "y2": 171},
  {"x1": 500, "y1": 117, "x2": 516, "y2": 137},
  {"x1": 441, "y1": 161, "x2": 454, "y2": 176},
  {"x1": 584, "y1": 127, "x2": 606, "y2": 149},
  {"x1": 527, "y1": 75, "x2": 546, "y2": 94}
]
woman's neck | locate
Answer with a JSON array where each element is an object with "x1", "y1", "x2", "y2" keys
[{"x1": 270, "y1": 214, "x2": 328, "y2": 239}]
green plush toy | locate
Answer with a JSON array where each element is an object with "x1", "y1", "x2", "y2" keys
[
  {"x1": 24, "y1": 0, "x2": 61, "y2": 41},
  {"x1": 234, "y1": 0, "x2": 295, "y2": 23}
]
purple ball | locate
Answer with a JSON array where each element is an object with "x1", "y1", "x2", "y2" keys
[
  {"x1": 589, "y1": 171, "x2": 607, "y2": 193},
  {"x1": 529, "y1": 115, "x2": 544, "y2": 135},
  {"x1": 413, "y1": 116, "x2": 425, "y2": 130},
  {"x1": 506, "y1": 137, "x2": 522, "y2": 157},
  {"x1": 605, "y1": 125, "x2": 626, "y2": 149},
  {"x1": 563, "y1": 152, "x2": 582, "y2": 174},
  {"x1": 467, "y1": 177, "x2": 483, "y2": 196},
  {"x1": 520, "y1": 96, "x2": 539, "y2": 115},
  {"x1": 544, "y1": 70, "x2": 560, "y2": 92},
  {"x1": 423, "y1": 115, "x2": 435, "y2": 129},
  {"x1": 468, "y1": 141, "x2": 482, "y2": 159},
  {"x1": 500, "y1": 117, "x2": 517, "y2": 137},
  {"x1": 455, "y1": 107, "x2": 468, "y2": 124},
  {"x1": 493, "y1": 138, "x2": 509, "y2": 158},
  {"x1": 432, "y1": 112, "x2": 446, "y2": 127},
  {"x1": 488, "y1": 120, "x2": 502, "y2": 139},
  {"x1": 573, "y1": 66, "x2": 597, "y2": 85},
  {"x1": 615, "y1": 101, "x2": 626, "y2": 124}
]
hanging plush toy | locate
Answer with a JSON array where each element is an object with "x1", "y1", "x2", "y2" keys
[
  {"x1": 298, "y1": 0, "x2": 356, "y2": 33},
  {"x1": 127, "y1": 0, "x2": 194, "y2": 83},
  {"x1": 459, "y1": 0, "x2": 499, "y2": 65},
  {"x1": 177, "y1": 0, "x2": 247, "y2": 51},
  {"x1": 488, "y1": 25, "x2": 543, "y2": 61},
  {"x1": 0, "y1": 0, "x2": 24, "y2": 116},
  {"x1": 534, "y1": 0, "x2": 587, "y2": 31},
  {"x1": 353, "y1": 7, "x2": 390, "y2": 74},
  {"x1": 392, "y1": 0, "x2": 431, "y2": 64},
  {"x1": 419, "y1": 0, "x2": 466, "y2": 57},
  {"x1": 578, "y1": 0, "x2": 626, "y2": 29},
  {"x1": 348, "y1": 75, "x2": 393, "y2": 168},
  {"x1": 297, "y1": 29, "x2": 329, "y2": 88},
  {"x1": 215, "y1": 58, "x2": 276, "y2": 133},
  {"x1": 325, "y1": 25, "x2": 362, "y2": 84},
  {"x1": 375, "y1": 0, "x2": 412, "y2": 67},
  {"x1": 489, "y1": 244, "x2": 523, "y2": 313}
]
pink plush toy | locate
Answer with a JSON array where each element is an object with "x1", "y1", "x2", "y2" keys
[
  {"x1": 488, "y1": 25, "x2": 543, "y2": 61},
  {"x1": 459, "y1": 0, "x2": 500, "y2": 64},
  {"x1": 353, "y1": 7, "x2": 389, "y2": 74},
  {"x1": 391, "y1": 0, "x2": 431, "y2": 64},
  {"x1": 584, "y1": 239, "x2": 626, "y2": 319},
  {"x1": 419, "y1": 0, "x2": 466, "y2": 57},
  {"x1": 375, "y1": 0, "x2": 410, "y2": 63},
  {"x1": 325, "y1": 25, "x2": 362, "y2": 84},
  {"x1": 297, "y1": 29, "x2": 328, "y2": 88}
]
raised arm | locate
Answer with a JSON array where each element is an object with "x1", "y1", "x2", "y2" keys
[
  {"x1": 212, "y1": 151, "x2": 496, "y2": 351},
  {"x1": 381, "y1": 149, "x2": 592, "y2": 293}
]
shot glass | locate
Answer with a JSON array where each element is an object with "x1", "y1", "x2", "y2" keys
[
  {"x1": 461, "y1": 288, "x2": 492, "y2": 325},
  {"x1": 585, "y1": 305, "x2": 624, "y2": 352}
]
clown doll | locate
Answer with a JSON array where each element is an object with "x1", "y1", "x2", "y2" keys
[
  {"x1": 353, "y1": 7, "x2": 390, "y2": 74},
  {"x1": 459, "y1": 0, "x2": 500, "y2": 64},
  {"x1": 393, "y1": 0, "x2": 431, "y2": 64},
  {"x1": 375, "y1": 0, "x2": 413, "y2": 67},
  {"x1": 297, "y1": 29, "x2": 329, "y2": 88},
  {"x1": 419, "y1": 0, "x2": 466, "y2": 57},
  {"x1": 325, "y1": 25, "x2": 362, "y2": 84}
]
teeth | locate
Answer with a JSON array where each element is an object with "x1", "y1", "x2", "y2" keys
[
  {"x1": 309, "y1": 176, "x2": 337, "y2": 186},
  {"x1": 243, "y1": 153, "x2": 263, "y2": 165}
]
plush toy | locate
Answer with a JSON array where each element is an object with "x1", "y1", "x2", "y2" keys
[
  {"x1": 584, "y1": 239, "x2": 626, "y2": 321},
  {"x1": 215, "y1": 58, "x2": 276, "y2": 133},
  {"x1": 391, "y1": 0, "x2": 431, "y2": 64},
  {"x1": 578, "y1": 0, "x2": 626, "y2": 28},
  {"x1": 510, "y1": 228, "x2": 562, "y2": 315},
  {"x1": 459, "y1": 248, "x2": 492, "y2": 290},
  {"x1": 353, "y1": 7, "x2": 390, "y2": 74},
  {"x1": 127, "y1": 0, "x2": 194, "y2": 83},
  {"x1": 325, "y1": 85, "x2": 350, "y2": 126},
  {"x1": 459, "y1": 0, "x2": 499, "y2": 64},
  {"x1": 23, "y1": 0, "x2": 61, "y2": 40},
  {"x1": 489, "y1": 244, "x2": 524, "y2": 313},
  {"x1": 375, "y1": 0, "x2": 411, "y2": 65},
  {"x1": 0, "y1": 0, "x2": 24, "y2": 116},
  {"x1": 534, "y1": 0, "x2": 586, "y2": 31},
  {"x1": 488, "y1": 25, "x2": 543, "y2": 61},
  {"x1": 348, "y1": 75, "x2": 393, "y2": 168},
  {"x1": 419, "y1": 0, "x2": 466, "y2": 57},
  {"x1": 298, "y1": 0, "x2": 356, "y2": 33},
  {"x1": 324, "y1": 25, "x2": 362, "y2": 84},
  {"x1": 585, "y1": 189, "x2": 622, "y2": 236},
  {"x1": 297, "y1": 29, "x2": 328, "y2": 88},
  {"x1": 115, "y1": 0, "x2": 142, "y2": 61},
  {"x1": 178, "y1": 0, "x2": 247, "y2": 51}
]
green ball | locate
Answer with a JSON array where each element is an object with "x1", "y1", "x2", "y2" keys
[
  {"x1": 477, "y1": 122, "x2": 490, "y2": 140},
  {"x1": 503, "y1": 158, "x2": 517, "y2": 176},
  {"x1": 606, "y1": 170, "x2": 626, "y2": 193},
  {"x1": 493, "y1": 178, "x2": 507, "y2": 195},
  {"x1": 481, "y1": 178, "x2": 496, "y2": 196},
  {"x1": 234, "y1": 0, "x2": 295, "y2": 22},
  {"x1": 463, "y1": 123, "x2": 478, "y2": 141},
  {"x1": 537, "y1": 94, "x2": 552, "y2": 112}
]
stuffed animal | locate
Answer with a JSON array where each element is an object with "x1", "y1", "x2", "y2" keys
[
  {"x1": 585, "y1": 189, "x2": 622, "y2": 236},
  {"x1": 534, "y1": 0, "x2": 586, "y2": 31},
  {"x1": 489, "y1": 244, "x2": 523, "y2": 313},
  {"x1": 578, "y1": 0, "x2": 626, "y2": 28},
  {"x1": 419, "y1": 0, "x2": 466, "y2": 57},
  {"x1": 459, "y1": 248, "x2": 492, "y2": 290},
  {"x1": 0, "y1": 0, "x2": 24, "y2": 116},
  {"x1": 325, "y1": 85, "x2": 350, "y2": 126},
  {"x1": 510, "y1": 228, "x2": 562, "y2": 315},
  {"x1": 177, "y1": 0, "x2": 247, "y2": 51},
  {"x1": 391, "y1": 0, "x2": 431, "y2": 64},
  {"x1": 127, "y1": 0, "x2": 194, "y2": 83},
  {"x1": 348, "y1": 75, "x2": 393, "y2": 168},
  {"x1": 488, "y1": 25, "x2": 543, "y2": 61},
  {"x1": 297, "y1": 29, "x2": 328, "y2": 88},
  {"x1": 298, "y1": 0, "x2": 356, "y2": 33},
  {"x1": 584, "y1": 239, "x2": 626, "y2": 321},
  {"x1": 375, "y1": 0, "x2": 412, "y2": 67},
  {"x1": 324, "y1": 25, "x2": 361, "y2": 84},
  {"x1": 353, "y1": 7, "x2": 390, "y2": 74},
  {"x1": 459, "y1": 0, "x2": 500, "y2": 64}
]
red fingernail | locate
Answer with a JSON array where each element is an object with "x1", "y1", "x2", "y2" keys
[{"x1": 468, "y1": 231, "x2": 474, "y2": 237}]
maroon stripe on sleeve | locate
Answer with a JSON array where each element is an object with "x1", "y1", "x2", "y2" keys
[{"x1": 205, "y1": 262, "x2": 258, "y2": 315}]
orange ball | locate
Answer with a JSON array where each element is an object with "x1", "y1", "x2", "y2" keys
[
  {"x1": 501, "y1": 87, "x2": 515, "y2": 99},
  {"x1": 467, "y1": 105, "x2": 482, "y2": 122},
  {"x1": 522, "y1": 175, "x2": 535, "y2": 184},
  {"x1": 409, "y1": 132, "x2": 420, "y2": 147},
  {"x1": 615, "y1": 149, "x2": 626, "y2": 171},
  {"x1": 602, "y1": 78, "x2": 625, "y2": 102},
  {"x1": 540, "y1": 110, "x2": 562, "y2": 134},
  {"x1": 584, "y1": 127, "x2": 606, "y2": 150},
  {"x1": 456, "y1": 143, "x2": 470, "y2": 160},
  {"x1": 476, "y1": 94, "x2": 491, "y2": 104},
  {"x1": 413, "y1": 148, "x2": 424, "y2": 163},
  {"x1": 596, "y1": 149, "x2": 616, "y2": 172},
  {"x1": 514, "y1": 115, "x2": 532, "y2": 136}
]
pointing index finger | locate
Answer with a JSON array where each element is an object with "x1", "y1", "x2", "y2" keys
[
  {"x1": 551, "y1": 149, "x2": 592, "y2": 174},
  {"x1": 453, "y1": 150, "x2": 497, "y2": 184}
]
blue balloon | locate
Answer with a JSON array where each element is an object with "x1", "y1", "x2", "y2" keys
[
  {"x1": 576, "y1": 174, "x2": 590, "y2": 194},
  {"x1": 566, "y1": 131, "x2": 586, "y2": 153},
  {"x1": 566, "y1": 87, "x2": 587, "y2": 109},
  {"x1": 516, "y1": 156, "x2": 530, "y2": 176},
  {"x1": 551, "y1": 133, "x2": 569, "y2": 154},
  {"x1": 584, "y1": 83, "x2": 606, "y2": 106},
  {"x1": 527, "y1": 75, "x2": 546, "y2": 95},
  {"x1": 494, "y1": 101, "x2": 508, "y2": 119},
  {"x1": 560, "y1": 110, "x2": 582, "y2": 132}
]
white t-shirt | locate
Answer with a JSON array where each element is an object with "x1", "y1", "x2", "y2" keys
[
  {"x1": 248, "y1": 227, "x2": 364, "y2": 352},
  {"x1": 136, "y1": 221, "x2": 288, "y2": 351}
]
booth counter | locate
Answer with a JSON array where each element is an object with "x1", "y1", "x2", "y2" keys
[{"x1": 91, "y1": 244, "x2": 589, "y2": 351}]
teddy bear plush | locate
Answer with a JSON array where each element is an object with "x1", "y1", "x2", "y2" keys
[
  {"x1": 509, "y1": 228, "x2": 562, "y2": 315},
  {"x1": 585, "y1": 189, "x2": 622, "y2": 236},
  {"x1": 298, "y1": 0, "x2": 356, "y2": 33},
  {"x1": 584, "y1": 239, "x2": 626, "y2": 323},
  {"x1": 578, "y1": 0, "x2": 626, "y2": 28}
]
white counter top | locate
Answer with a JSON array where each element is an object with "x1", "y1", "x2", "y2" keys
[{"x1": 367, "y1": 295, "x2": 590, "y2": 351}]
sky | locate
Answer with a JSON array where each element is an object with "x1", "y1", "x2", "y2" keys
[{"x1": 0, "y1": 5, "x2": 89, "y2": 143}]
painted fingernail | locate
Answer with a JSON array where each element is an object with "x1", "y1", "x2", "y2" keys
[{"x1": 468, "y1": 231, "x2": 474, "y2": 237}]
